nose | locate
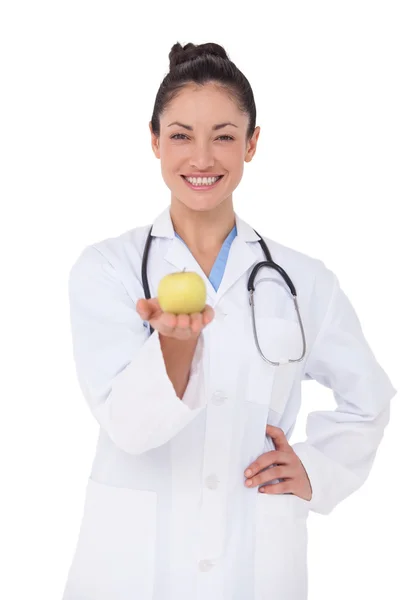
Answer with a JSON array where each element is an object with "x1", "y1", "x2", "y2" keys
[{"x1": 189, "y1": 141, "x2": 215, "y2": 170}]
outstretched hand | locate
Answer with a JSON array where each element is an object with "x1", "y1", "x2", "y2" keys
[{"x1": 136, "y1": 297, "x2": 215, "y2": 340}]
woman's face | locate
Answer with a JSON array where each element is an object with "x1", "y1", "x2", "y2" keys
[{"x1": 150, "y1": 82, "x2": 260, "y2": 212}]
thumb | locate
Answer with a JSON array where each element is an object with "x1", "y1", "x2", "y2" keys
[
  {"x1": 136, "y1": 298, "x2": 150, "y2": 319},
  {"x1": 265, "y1": 425, "x2": 291, "y2": 452}
]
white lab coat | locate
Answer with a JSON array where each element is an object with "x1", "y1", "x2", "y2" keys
[{"x1": 62, "y1": 206, "x2": 396, "y2": 600}]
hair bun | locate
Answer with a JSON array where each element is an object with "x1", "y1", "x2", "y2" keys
[{"x1": 169, "y1": 42, "x2": 229, "y2": 70}]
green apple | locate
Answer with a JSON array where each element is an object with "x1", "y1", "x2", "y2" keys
[{"x1": 157, "y1": 270, "x2": 207, "y2": 314}]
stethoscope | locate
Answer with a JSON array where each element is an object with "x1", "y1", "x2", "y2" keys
[{"x1": 141, "y1": 225, "x2": 307, "y2": 366}]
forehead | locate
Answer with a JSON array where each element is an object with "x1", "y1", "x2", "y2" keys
[{"x1": 161, "y1": 82, "x2": 246, "y2": 126}]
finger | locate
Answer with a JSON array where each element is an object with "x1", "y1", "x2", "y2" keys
[
  {"x1": 136, "y1": 298, "x2": 150, "y2": 319},
  {"x1": 156, "y1": 312, "x2": 177, "y2": 336},
  {"x1": 244, "y1": 450, "x2": 290, "y2": 477},
  {"x1": 265, "y1": 425, "x2": 291, "y2": 451},
  {"x1": 190, "y1": 312, "x2": 203, "y2": 335},
  {"x1": 176, "y1": 313, "x2": 191, "y2": 329},
  {"x1": 245, "y1": 465, "x2": 294, "y2": 488},
  {"x1": 136, "y1": 298, "x2": 160, "y2": 320},
  {"x1": 202, "y1": 305, "x2": 215, "y2": 325},
  {"x1": 259, "y1": 481, "x2": 293, "y2": 495},
  {"x1": 173, "y1": 313, "x2": 192, "y2": 340}
]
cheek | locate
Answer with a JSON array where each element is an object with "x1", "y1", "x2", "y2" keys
[
  {"x1": 228, "y1": 159, "x2": 244, "y2": 180},
  {"x1": 160, "y1": 141, "x2": 189, "y2": 159},
  {"x1": 162, "y1": 150, "x2": 191, "y2": 179},
  {"x1": 160, "y1": 148, "x2": 181, "y2": 174},
  {"x1": 217, "y1": 145, "x2": 245, "y2": 169}
]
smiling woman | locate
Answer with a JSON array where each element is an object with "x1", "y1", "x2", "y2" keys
[
  {"x1": 62, "y1": 39, "x2": 397, "y2": 600},
  {"x1": 148, "y1": 42, "x2": 260, "y2": 253}
]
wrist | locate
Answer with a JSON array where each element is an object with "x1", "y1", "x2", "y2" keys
[{"x1": 159, "y1": 332, "x2": 200, "y2": 347}]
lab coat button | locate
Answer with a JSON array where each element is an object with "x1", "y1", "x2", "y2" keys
[
  {"x1": 212, "y1": 391, "x2": 227, "y2": 405},
  {"x1": 205, "y1": 474, "x2": 220, "y2": 489},
  {"x1": 199, "y1": 559, "x2": 215, "y2": 572}
]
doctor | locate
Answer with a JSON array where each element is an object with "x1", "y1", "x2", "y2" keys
[{"x1": 62, "y1": 42, "x2": 397, "y2": 600}]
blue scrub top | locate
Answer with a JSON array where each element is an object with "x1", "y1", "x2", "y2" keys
[{"x1": 175, "y1": 225, "x2": 237, "y2": 292}]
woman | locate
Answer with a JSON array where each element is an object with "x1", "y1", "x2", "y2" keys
[{"x1": 62, "y1": 42, "x2": 396, "y2": 600}]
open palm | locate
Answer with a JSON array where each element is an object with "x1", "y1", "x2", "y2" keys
[{"x1": 136, "y1": 297, "x2": 215, "y2": 340}]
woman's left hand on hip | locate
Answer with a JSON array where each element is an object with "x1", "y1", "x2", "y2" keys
[{"x1": 244, "y1": 425, "x2": 312, "y2": 501}]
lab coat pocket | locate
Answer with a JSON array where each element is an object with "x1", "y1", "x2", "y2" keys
[
  {"x1": 63, "y1": 478, "x2": 157, "y2": 600},
  {"x1": 254, "y1": 492, "x2": 309, "y2": 600},
  {"x1": 246, "y1": 317, "x2": 301, "y2": 414}
]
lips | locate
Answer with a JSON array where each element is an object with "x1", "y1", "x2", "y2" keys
[
  {"x1": 181, "y1": 175, "x2": 224, "y2": 190},
  {"x1": 181, "y1": 175, "x2": 223, "y2": 180}
]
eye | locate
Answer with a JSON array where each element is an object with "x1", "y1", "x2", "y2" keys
[{"x1": 170, "y1": 134, "x2": 234, "y2": 141}]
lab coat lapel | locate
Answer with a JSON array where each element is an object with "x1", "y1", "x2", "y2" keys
[{"x1": 215, "y1": 233, "x2": 259, "y2": 304}]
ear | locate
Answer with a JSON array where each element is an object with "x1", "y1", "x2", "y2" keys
[
  {"x1": 149, "y1": 122, "x2": 160, "y2": 159},
  {"x1": 244, "y1": 126, "x2": 261, "y2": 163}
]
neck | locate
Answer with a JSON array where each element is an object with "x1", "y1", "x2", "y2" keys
[{"x1": 170, "y1": 197, "x2": 236, "y2": 254}]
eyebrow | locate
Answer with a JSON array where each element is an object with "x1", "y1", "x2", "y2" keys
[{"x1": 167, "y1": 121, "x2": 238, "y2": 131}]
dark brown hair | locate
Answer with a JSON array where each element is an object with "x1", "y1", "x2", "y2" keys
[{"x1": 150, "y1": 42, "x2": 257, "y2": 142}]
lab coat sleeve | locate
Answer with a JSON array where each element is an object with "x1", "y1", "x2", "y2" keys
[
  {"x1": 291, "y1": 262, "x2": 397, "y2": 515},
  {"x1": 68, "y1": 245, "x2": 206, "y2": 456}
]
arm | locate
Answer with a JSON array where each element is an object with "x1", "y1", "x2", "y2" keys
[
  {"x1": 68, "y1": 245, "x2": 206, "y2": 456},
  {"x1": 291, "y1": 262, "x2": 397, "y2": 515},
  {"x1": 159, "y1": 334, "x2": 200, "y2": 400}
]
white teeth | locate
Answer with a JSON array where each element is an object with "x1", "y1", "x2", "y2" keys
[{"x1": 184, "y1": 176, "x2": 220, "y2": 186}]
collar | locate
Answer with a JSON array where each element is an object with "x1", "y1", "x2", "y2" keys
[{"x1": 150, "y1": 205, "x2": 261, "y2": 243}]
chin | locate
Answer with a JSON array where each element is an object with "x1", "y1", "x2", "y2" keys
[{"x1": 175, "y1": 196, "x2": 229, "y2": 213}]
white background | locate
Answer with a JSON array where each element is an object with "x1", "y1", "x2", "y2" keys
[{"x1": 1, "y1": 1, "x2": 399, "y2": 598}]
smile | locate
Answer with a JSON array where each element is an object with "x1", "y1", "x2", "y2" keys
[{"x1": 181, "y1": 175, "x2": 224, "y2": 190}]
